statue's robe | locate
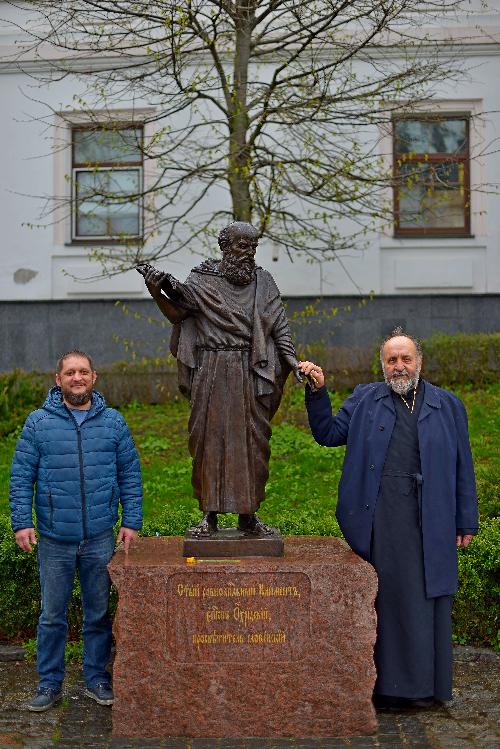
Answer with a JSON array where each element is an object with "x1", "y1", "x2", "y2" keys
[{"x1": 169, "y1": 261, "x2": 296, "y2": 514}]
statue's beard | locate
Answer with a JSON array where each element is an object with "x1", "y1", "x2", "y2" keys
[
  {"x1": 220, "y1": 253, "x2": 256, "y2": 286},
  {"x1": 383, "y1": 365, "x2": 421, "y2": 395}
]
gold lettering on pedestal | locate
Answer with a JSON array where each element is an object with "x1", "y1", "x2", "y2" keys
[
  {"x1": 169, "y1": 572, "x2": 310, "y2": 662},
  {"x1": 192, "y1": 632, "x2": 245, "y2": 645},
  {"x1": 247, "y1": 630, "x2": 286, "y2": 645},
  {"x1": 205, "y1": 606, "x2": 230, "y2": 624},
  {"x1": 258, "y1": 583, "x2": 300, "y2": 597},
  {"x1": 202, "y1": 583, "x2": 257, "y2": 599},
  {"x1": 233, "y1": 604, "x2": 271, "y2": 628},
  {"x1": 177, "y1": 583, "x2": 200, "y2": 597}
]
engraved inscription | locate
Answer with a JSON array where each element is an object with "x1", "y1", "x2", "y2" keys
[{"x1": 168, "y1": 572, "x2": 311, "y2": 663}]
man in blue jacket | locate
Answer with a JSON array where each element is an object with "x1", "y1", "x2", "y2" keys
[
  {"x1": 10, "y1": 350, "x2": 143, "y2": 712},
  {"x1": 299, "y1": 328, "x2": 478, "y2": 709}
]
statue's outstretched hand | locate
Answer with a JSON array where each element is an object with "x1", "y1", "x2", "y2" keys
[
  {"x1": 294, "y1": 364, "x2": 304, "y2": 383},
  {"x1": 298, "y1": 361, "x2": 325, "y2": 391},
  {"x1": 137, "y1": 263, "x2": 167, "y2": 300}
]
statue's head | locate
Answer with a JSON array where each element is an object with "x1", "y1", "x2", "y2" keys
[
  {"x1": 218, "y1": 222, "x2": 259, "y2": 285},
  {"x1": 218, "y1": 222, "x2": 259, "y2": 255}
]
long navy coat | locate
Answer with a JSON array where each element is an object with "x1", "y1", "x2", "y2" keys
[{"x1": 305, "y1": 381, "x2": 478, "y2": 598}]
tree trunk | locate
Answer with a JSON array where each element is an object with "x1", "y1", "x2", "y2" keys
[{"x1": 228, "y1": 5, "x2": 254, "y2": 223}]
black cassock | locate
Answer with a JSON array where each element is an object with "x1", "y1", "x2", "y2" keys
[{"x1": 371, "y1": 382, "x2": 453, "y2": 701}]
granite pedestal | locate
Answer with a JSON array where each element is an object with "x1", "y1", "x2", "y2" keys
[{"x1": 109, "y1": 536, "x2": 378, "y2": 738}]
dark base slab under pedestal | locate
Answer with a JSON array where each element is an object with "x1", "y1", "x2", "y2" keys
[{"x1": 183, "y1": 526, "x2": 284, "y2": 557}]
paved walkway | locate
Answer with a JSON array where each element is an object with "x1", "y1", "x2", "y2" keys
[{"x1": 0, "y1": 646, "x2": 498, "y2": 749}]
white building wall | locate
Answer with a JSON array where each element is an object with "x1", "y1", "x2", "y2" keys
[{"x1": 0, "y1": 2, "x2": 499, "y2": 301}]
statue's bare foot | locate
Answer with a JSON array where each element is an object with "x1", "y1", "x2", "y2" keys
[
  {"x1": 238, "y1": 513, "x2": 274, "y2": 536},
  {"x1": 191, "y1": 512, "x2": 218, "y2": 536}
]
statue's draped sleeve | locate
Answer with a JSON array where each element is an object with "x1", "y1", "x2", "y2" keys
[
  {"x1": 167, "y1": 274, "x2": 199, "y2": 398},
  {"x1": 251, "y1": 271, "x2": 296, "y2": 417}
]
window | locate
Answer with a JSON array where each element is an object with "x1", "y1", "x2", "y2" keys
[
  {"x1": 393, "y1": 116, "x2": 470, "y2": 237},
  {"x1": 72, "y1": 126, "x2": 143, "y2": 241}
]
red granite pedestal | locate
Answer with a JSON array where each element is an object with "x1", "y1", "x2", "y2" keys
[{"x1": 109, "y1": 536, "x2": 378, "y2": 738}]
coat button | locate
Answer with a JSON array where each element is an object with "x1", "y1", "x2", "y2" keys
[
  {"x1": 379, "y1": 425, "x2": 385, "y2": 431},
  {"x1": 370, "y1": 464, "x2": 375, "y2": 470},
  {"x1": 365, "y1": 504, "x2": 370, "y2": 510}
]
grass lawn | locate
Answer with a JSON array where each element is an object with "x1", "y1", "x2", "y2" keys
[{"x1": 0, "y1": 382, "x2": 498, "y2": 526}]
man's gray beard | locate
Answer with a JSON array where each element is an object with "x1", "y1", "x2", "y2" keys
[
  {"x1": 383, "y1": 366, "x2": 421, "y2": 395},
  {"x1": 62, "y1": 387, "x2": 93, "y2": 407},
  {"x1": 219, "y1": 254, "x2": 256, "y2": 286}
]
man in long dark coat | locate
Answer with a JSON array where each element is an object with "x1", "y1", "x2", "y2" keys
[
  {"x1": 139, "y1": 222, "x2": 300, "y2": 535},
  {"x1": 299, "y1": 328, "x2": 478, "y2": 708}
]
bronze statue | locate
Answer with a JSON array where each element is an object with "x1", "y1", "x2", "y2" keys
[{"x1": 137, "y1": 222, "x2": 301, "y2": 536}]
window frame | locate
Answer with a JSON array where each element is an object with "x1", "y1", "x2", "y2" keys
[
  {"x1": 70, "y1": 124, "x2": 144, "y2": 243},
  {"x1": 393, "y1": 114, "x2": 471, "y2": 238}
]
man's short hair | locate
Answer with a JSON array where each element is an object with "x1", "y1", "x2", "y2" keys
[
  {"x1": 56, "y1": 350, "x2": 94, "y2": 373},
  {"x1": 379, "y1": 327, "x2": 423, "y2": 364},
  {"x1": 218, "y1": 222, "x2": 258, "y2": 253}
]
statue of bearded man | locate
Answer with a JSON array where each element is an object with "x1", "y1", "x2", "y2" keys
[{"x1": 138, "y1": 222, "x2": 301, "y2": 536}]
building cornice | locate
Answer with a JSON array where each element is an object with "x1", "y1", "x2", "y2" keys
[{"x1": 1, "y1": 22, "x2": 500, "y2": 74}]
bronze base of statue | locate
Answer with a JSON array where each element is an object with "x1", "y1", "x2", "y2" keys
[{"x1": 183, "y1": 525, "x2": 284, "y2": 558}]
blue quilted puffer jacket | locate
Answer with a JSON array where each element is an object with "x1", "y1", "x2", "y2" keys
[{"x1": 10, "y1": 387, "x2": 143, "y2": 542}]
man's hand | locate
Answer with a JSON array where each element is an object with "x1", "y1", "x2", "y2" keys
[
  {"x1": 116, "y1": 527, "x2": 139, "y2": 554},
  {"x1": 298, "y1": 361, "x2": 325, "y2": 390},
  {"x1": 15, "y1": 528, "x2": 37, "y2": 553},
  {"x1": 456, "y1": 534, "x2": 473, "y2": 548}
]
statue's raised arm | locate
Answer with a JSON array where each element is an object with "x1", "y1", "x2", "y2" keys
[{"x1": 137, "y1": 263, "x2": 194, "y2": 324}]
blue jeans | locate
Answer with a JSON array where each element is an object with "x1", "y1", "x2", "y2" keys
[{"x1": 36, "y1": 530, "x2": 114, "y2": 690}]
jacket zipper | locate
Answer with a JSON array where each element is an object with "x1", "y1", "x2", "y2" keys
[
  {"x1": 48, "y1": 489, "x2": 54, "y2": 530},
  {"x1": 66, "y1": 408, "x2": 88, "y2": 540},
  {"x1": 76, "y1": 425, "x2": 88, "y2": 539}
]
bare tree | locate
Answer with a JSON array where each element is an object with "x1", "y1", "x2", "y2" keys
[{"x1": 4, "y1": 1, "x2": 471, "y2": 271}]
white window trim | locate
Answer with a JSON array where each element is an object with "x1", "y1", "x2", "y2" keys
[
  {"x1": 378, "y1": 99, "x2": 486, "y2": 242},
  {"x1": 53, "y1": 108, "x2": 156, "y2": 247}
]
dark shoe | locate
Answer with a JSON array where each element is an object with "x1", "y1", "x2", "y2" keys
[
  {"x1": 406, "y1": 697, "x2": 435, "y2": 708},
  {"x1": 373, "y1": 694, "x2": 403, "y2": 710},
  {"x1": 27, "y1": 687, "x2": 62, "y2": 712},
  {"x1": 84, "y1": 682, "x2": 114, "y2": 706},
  {"x1": 373, "y1": 694, "x2": 435, "y2": 710}
]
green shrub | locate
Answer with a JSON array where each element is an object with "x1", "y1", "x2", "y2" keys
[
  {"x1": 453, "y1": 517, "x2": 500, "y2": 649},
  {"x1": 0, "y1": 514, "x2": 98, "y2": 641},
  {"x1": 141, "y1": 506, "x2": 342, "y2": 538},
  {"x1": 141, "y1": 506, "x2": 202, "y2": 537},
  {"x1": 0, "y1": 370, "x2": 47, "y2": 438},
  {"x1": 23, "y1": 637, "x2": 83, "y2": 664},
  {"x1": 372, "y1": 332, "x2": 500, "y2": 387},
  {"x1": 0, "y1": 514, "x2": 41, "y2": 639}
]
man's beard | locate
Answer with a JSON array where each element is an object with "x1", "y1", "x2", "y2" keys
[
  {"x1": 219, "y1": 253, "x2": 256, "y2": 286},
  {"x1": 383, "y1": 365, "x2": 421, "y2": 395},
  {"x1": 61, "y1": 386, "x2": 93, "y2": 407}
]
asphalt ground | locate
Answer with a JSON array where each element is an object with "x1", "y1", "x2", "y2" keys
[{"x1": 0, "y1": 646, "x2": 498, "y2": 749}]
